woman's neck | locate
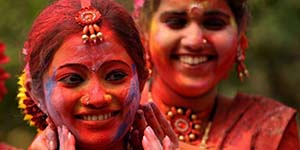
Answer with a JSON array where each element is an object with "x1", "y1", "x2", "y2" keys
[{"x1": 147, "y1": 74, "x2": 218, "y2": 119}]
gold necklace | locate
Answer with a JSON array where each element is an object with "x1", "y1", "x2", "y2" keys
[{"x1": 148, "y1": 92, "x2": 213, "y2": 149}]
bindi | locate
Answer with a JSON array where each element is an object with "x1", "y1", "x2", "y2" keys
[{"x1": 189, "y1": 0, "x2": 209, "y2": 15}]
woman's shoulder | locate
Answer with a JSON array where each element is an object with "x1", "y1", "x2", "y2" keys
[
  {"x1": 211, "y1": 92, "x2": 297, "y2": 149},
  {"x1": 232, "y1": 92, "x2": 296, "y2": 117}
]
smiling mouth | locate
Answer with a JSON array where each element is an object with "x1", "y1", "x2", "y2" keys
[
  {"x1": 173, "y1": 55, "x2": 216, "y2": 66},
  {"x1": 76, "y1": 111, "x2": 120, "y2": 121}
]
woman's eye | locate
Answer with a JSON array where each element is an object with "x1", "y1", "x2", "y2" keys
[
  {"x1": 202, "y1": 17, "x2": 227, "y2": 30},
  {"x1": 59, "y1": 74, "x2": 84, "y2": 87},
  {"x1": 164, "y1": 17, "x2": 187, "y2": 29},
  {"x1": 105, "y1": 71, "x2": 128, "y2": 82}
]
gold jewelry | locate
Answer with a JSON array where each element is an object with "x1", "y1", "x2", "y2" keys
[
  {"x1": 190, "y1": 0, "x2": 209, "y2": 14},
  {"x1": 80, "y1": 95, "x2": 90, "y2": 105},
  {"x1": 199, "y1": 122, "x2": 211, "y2": 150},
  {"x1": 104, "y1": 93, "x2": 112, "y2": 102},
  {"x1": 75, "y1": 0, "x2": 103, "y2": 44},
  {"x1": 148, "y1": 91, "x2": 214, "y2": 148},
  {"x1": 236, "y1": 46, "x2": 249, "y2": 82}
]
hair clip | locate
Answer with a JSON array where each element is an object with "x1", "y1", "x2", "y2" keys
[{"x1": 75, "y1": 3, "x2": 103, "y2": 44}]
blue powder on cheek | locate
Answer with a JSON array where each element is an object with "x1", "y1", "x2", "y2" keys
[
  {"x1": 114, "y1": 101, "x2": 138, "y2": 141},
  {"x1": 45, "y1": 73, "x2": 56, "y2": 102},
  {"x1": 44, "y1": 70, "x2": 65, "y2": 125},
  {"x1": 115, "y1": 64, "x2": 140, "y2": 141},
  {"x1": 125, "y1": 64, "x2": 140, "y2": 106}
]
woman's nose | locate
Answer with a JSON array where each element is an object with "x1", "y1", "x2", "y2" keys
[
  {"x1": 81, "y1": 82, "x2": 112, "y2": 108},
  {"x1": 181, "y1": 22, "x2": 205, "y2": 51}
]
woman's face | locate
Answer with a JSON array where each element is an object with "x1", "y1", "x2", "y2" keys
[
  {"x1": 42, "y1": 30, "x2": 140, "y2": 148},
  {"x1": 149, "y1": 0, "x2": 239, "y2": 96}
]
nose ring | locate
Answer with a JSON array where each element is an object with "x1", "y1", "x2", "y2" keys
[
  {"x1": 81, "y1": 95, "x2": 90, "y2": 105},
  {"x1": 202, "y1": 38, "x2": 207, "y2": 44},
  {"x1": 104, "y1": 93, "x2": 112, "y2": 102}
]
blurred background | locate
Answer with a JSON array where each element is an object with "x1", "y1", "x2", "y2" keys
[{"x1": 0, "y1": 0, "x2": 299, "y2": 149}]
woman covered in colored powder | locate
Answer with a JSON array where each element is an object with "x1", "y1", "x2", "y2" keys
[
  {"x1": 133, "y1": 0, "x2": 300, "y2": 149},
  {"x1": 17, "y1": 0, "x2": 178, "y2": 149}
]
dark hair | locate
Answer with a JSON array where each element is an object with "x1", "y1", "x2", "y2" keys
[
  {"x1": 25, "y1": 0, "x2": 148, "y2": 99},
  {"x1": 136, "y1": 0, "x2": 250, "y2": 33}
]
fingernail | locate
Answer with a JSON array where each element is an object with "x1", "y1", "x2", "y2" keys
[
  {"x1": 142, "y1": 135, "x2": 149, "y2": 144},
  {"x1": 49, "y1": 140, "x2": 55, "y2": 150},
  {"x1": 145, "y1": 126, "x2": 155, "y2": 135},
  {"x1": 68, "y1": 132, "x2": 72, "y2": 139},
  {"x1": 58, "y1": 126, "x2": 61, "y2": 133},
  {"x1": 164, "y1": 135, "x2": 171, "y2": 143},
  {"x1": 62, "y1": 125, "x2": 66, "y2": 131}
]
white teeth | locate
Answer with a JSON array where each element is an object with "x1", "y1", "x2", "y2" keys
[
  {"x1": 179, "y1": 56, "x2": 208, "y2": 65},
  {"x1": 82, "y1": 113, "x2": 113, "y2": 121}
]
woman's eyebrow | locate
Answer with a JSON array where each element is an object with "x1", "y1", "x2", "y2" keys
[
  {"x1": 57, "y1": 63, "x2": 88, "y2": 70},
  {"x1": 204, "y1": 10, "x2": 230, "y2": 19},
  {"x1": 160, "y1": 11, "x2": 187, "y2": 18}
]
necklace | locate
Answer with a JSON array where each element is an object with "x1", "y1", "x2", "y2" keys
[{"x1": 148, "y1": 91, "x2": 216, "y2": 149}]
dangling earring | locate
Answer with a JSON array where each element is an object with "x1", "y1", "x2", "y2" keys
[
  {"x1": 146, "y1": 55, "x2": 153, "y2": 78},
  {"x1": 236, "y1": 46, "x2": 249, "y2": 82},
  {"x1": 236, "y1": 33, "x2": 249, "y2": 82},
  {"x1": 145, "y1": 43, "x2": 153, "y2": 79}
]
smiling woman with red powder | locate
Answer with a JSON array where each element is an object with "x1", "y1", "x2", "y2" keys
[
  {"x1": 133, "y1": 0, "x2": 300, "y2": 149},
  {"x1": 17, "y1": 0, "x2": 178, "y2": 149}
]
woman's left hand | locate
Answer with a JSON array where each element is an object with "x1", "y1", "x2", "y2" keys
[{"x1": 131, "y1": 102, "x2": 179, "y2": 150}]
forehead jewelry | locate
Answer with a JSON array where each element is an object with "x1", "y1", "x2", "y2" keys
[
  {"x1": 190, "y1": 0, "x2": 208, "y2": 14},
  {"x1": 75, "y1": 0, "x2": 103, "y2": 44}
]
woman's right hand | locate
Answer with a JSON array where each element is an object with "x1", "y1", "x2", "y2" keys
[
  {"x1": 28, "y1": 125, "x2": 57, "y2": 150},
  {"x1": 28, "y1": 125, "x2": 75, "y2": 150}
]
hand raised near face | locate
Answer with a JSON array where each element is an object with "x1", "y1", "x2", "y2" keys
[
  {"x1": 28, "y1": 125, "x2": 57, "y2": 150},
  {"x1": 131, "y1": 102, "x2": 179, "y2": 150},
  {"x1": 28, "y1": 123, "x2": 75, "y2": 150},
  {"x1": 57, "y1": 125, "x2": 75, "y2": 150}
]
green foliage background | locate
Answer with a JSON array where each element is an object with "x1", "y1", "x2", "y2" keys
[{"x1": 0, "y1": 0, "x2": 299, "y2": 149}]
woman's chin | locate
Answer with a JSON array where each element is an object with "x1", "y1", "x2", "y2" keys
[
  {"x1": 76, "y1": 134, "x2": 120, "y2": 149},
  {"x1": 171, "y1": 77, "x2": 216, "y2": 97}
]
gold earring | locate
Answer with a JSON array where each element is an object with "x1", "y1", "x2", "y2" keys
[{"x1": 236, "y1": 47, "x2": 249, "y2": 82}]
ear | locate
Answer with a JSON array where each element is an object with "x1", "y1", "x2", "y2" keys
[
  {"x1": 25, "y1": 80, "x2": 48, "y2": 114},
  {"x1": 239, "y1": 33, "x2": 248, "y2": 50}
]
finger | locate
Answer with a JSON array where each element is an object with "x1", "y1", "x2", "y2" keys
[
  {"x1": 133, "y1": 109, "x2": 148, "y2": 134},
  {"x1": 45, "y1": 126, "x2": 57, "y2": 150},
  {"x1": 150, "y1": 102, "x2": 178, "y2": 148},
  {"x1": 142, "y1": 126, "x2": 162, "y2": 150},
  {"x1": 142, "y1": 103, "x2": 164, "y2": 141},
  {"x1": 28, "y1": 129, "x2": 50, "y2": 150},
  {"x1": 46, "y1": 117, "x2": 56, "y2": 130},
  {"x1": 163, "y1": 136, "x2": 176, "y2": 150},
  {"x1": 130, "y1": 129, "x2": 143, "y2": 150},
  {"x1": 67, "y1": 129, "x2": 76, "y2": 150},
  {"x1": 58, "y1": 125, "x2": 76, "y2": 150}
]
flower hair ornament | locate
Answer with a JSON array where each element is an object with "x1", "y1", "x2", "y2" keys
[
  {"x1": 18, "y1": 47, "x2": 48, "y2": 131},
  {"x1": 75, "y1": 0, "x2": 103, "y2": 44}
]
